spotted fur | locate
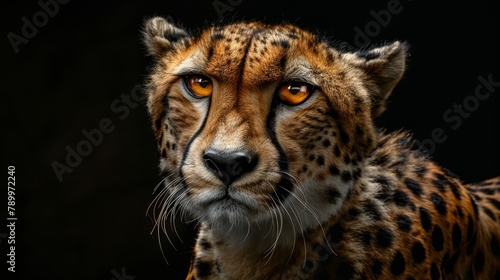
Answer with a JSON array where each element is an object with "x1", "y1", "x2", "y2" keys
[{"x1": 142, "y1": 17, "x2": 500, "y2": 279}]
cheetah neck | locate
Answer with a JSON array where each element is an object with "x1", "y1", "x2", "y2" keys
[{"x1": 199, "y1": 218, "x2": 299, "y2": 279}]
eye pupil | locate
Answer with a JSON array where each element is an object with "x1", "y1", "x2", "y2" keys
[
  {"x1": 289, "y1": 86, "x2": 301, "y2": 95},
  {"x1": 199, "y1": 80, "x2": 210, "y2": 88}
]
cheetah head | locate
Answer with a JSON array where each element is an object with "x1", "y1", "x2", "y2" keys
[{"x1": 143, "y1": 17, "x2": 407, "y2": 239}]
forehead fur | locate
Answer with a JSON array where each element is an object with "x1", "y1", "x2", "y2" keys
[{"x1": 175, "y1": 22, "x2": 338, "y2": 88}]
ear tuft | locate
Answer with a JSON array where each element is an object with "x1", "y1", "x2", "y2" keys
[
  {"x1": 344, "y1": 41, "x2": 408, "y2": 117},
  {"x1": 142, "y1": 17, "x2": 191, "y2": 57}
]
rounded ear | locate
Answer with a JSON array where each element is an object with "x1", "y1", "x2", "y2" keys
[
  {"x1": 142, "y1": 17, "x2": 192, "y2": 57},
  {"x1": 343, "y1": 41, "x2": 408, "y2": 117}
]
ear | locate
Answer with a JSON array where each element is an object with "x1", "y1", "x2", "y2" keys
[
  {"x1": 343, "y1": 41, "x2": 408, "y2": 117},
  {"x1": 142, "y1": 17, "x2": 192, "y2": 57}
]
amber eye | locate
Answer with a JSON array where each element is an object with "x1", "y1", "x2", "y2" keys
[
  {"x1": 184, "y1": 75, "x2": 213, "y2": 98},
  {"x1": 277, "y1": 82, "x2": 313, "y2": 105}
]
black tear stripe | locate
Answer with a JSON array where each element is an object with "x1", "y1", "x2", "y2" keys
[
  {"x1": 267, "y1": 97, "x2": 293, "y2": 203},
  {"x1": 179, "y1": 98, "x2": 212, "y2": 190}
]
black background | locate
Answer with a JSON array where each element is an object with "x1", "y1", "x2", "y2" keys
[{"x1": 2, "y1": 0, "x2": 499, "y2": 279}]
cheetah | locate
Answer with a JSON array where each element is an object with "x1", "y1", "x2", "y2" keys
[{"x1": 142, "y1": 17, "x2": 500, "y2": 279}]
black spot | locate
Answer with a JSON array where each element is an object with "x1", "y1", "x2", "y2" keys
[
  {"x1": 322, "y1": 139, "x2": 331, "y2": 148},
  {"x1": 207, "y1": 45, "x2": 214, "y2": 61},
  {"x1": 172, "y1": 143, "x2": 177, "y2": 150},
  {"x1": 363, "y1": 200, "x2": 382, "y2": 221},
  {"x1": 442, "y1": 251, "x2": 459, "y2": 274},
  {"x1": 393, "y1": 190, "x2": 410, "y2": 207},
  {"x1": 326, "y1": 51, "x2": 335, "y2": 63},
  {"x1": 347, "y1": 207, "x2": 361, "y2": 218},
  {"x1": 329, "y1": 165, "x2": 340, "y2": 176},
  {"x1": 199, "y1": 239, "x2": 212, "y2": 250},
  {"x1": 472, "y1": 194, "x2": 482, "y2": 201},
  {"x1": 360, "y1": 231, "x2": 372, "y2": 246},
  {"x1": 390, "y1": 251, "x2": 406, "y2": 275},
  {"x1": 432, "y1": 226, "x2": 444, "y2": 251},
  {"x1": 280, "y1": 40, "x2": 290, "y2": 48},
  {"x1": 478, "y1": 188, "x2": 497, "y2": 195},
  {"x1": 334, "y1": 145, "x2": 341, "y2": 157},
  {"x1": 375, "y1": 227, "x2": 394, "y2": 248},
  {"x1": 355, "y1": 125, "x2": 364, "y2": 137},
  {"x1": 317, "y1": 156, "x2": 325, "y2": 166},
  {"x1": 338, "y1": 126, "x2": 350, "y2": 146},
  {"x1": 489, "y1": 198, "x2": 500, "y2": 211},
  {"x1": 161, "y1": 149, "x2": 166, "y2": 158},
  {"x1": 345, "y1": 188, "x2": 353, "y2": 200},
  {"x1": 328, "y1": 188, "x2": 341, "y2": 204},
  {"x1": 329, "y1": 223, "x2": 343, "y2": 244},
  {"x1": 375, "y1": 176, "x2": 392, "y2": 201},
  {"x1": 405, "y1": 178, "x2": 423, "y2": 196},
  {"x1": 474, "y1": 251, "x2": 484, "y2": 272},
  {"x1": 452, "y1": 223, "x2": 462, "y2": 250},
  {"x1": 419, "y1": 208, "x2": 433, "y2": 231},
  {"x1": 432, "y1": 179, "x2": 446, "y2": 193},
  {"x1": 396, "y1": 214, "x2": 412, "y2": 232},
  {"x1": 308, "y1": 154, "x2": 315, "y2": 162},
  {"x1": 343, "y1": 154, "x2": 352, "y2": 165},
  {"x1": 211, "y1": 33, "x2": 224, "y2": 41},
  {"x1": 466, "y1": 233, "x2": 476, "y2": 255},
  {"x1": 372, "y1": 154, "x2": 390, "y2": 166},
  {"x1": 415, "y1": 164, "x2": 428, "y2": 178},
  {"x1": 352, "y1": 169, "x2": 362, "y2": 181},
  {"x1": 439, "y1": 253, "x2": 450, "y2": 274},
  {"x1": 466, "y1": 215, "x2": 474, "y2": 241},
  {"x1": 372, "y1": 260, "x2": 383, "y2": 275},
  {"x1": 430, "y1": 263, "x2": 440, "y2": 280},
  {"x1": 374, "y1": 175, "x2": 391, "y2": 187},
  {"x1": 482, "y1": 206, "x2": 497, "y2": 221},
  {"x1": 341, "y1": 171, "x2": 352, "y2": 182},
  {"x1": 449, "y1": 182, "x2": 461, "y2": 200},
  {"x1": 469, "y1": 194, "x2": 479, "y2": 218},
  {"x1": 194, "y1": 258, "x2": 212, "y2": 278},
  {"x1": 336, "y1": 260, "x2": 355, "y2": 280},
  {"x1": 492, "y1": 235, "x2": 500, "y2": 255},
  {"x1": 411, "y1": 242, "x2": 426, "y2": 263},
  {"x1": 431, "y1": 192, "x2": 447, "y2": 215}
]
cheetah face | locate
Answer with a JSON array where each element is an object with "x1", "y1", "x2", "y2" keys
[{"x1": 143, "y1": 18, "x2": 406, "y2": 235}]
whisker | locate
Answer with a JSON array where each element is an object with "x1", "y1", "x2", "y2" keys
[{"x1": 278, "y1": 172, "x2": 336, "y2": 256}]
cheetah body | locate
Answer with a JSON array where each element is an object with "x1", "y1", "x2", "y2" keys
[{"x1": 142, "y1": 17, "x2": 500, "y2": 279}]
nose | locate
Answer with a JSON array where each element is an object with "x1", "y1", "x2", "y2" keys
[{"x1": 203, "y1": 148, "x2": 258, "y2": 186}]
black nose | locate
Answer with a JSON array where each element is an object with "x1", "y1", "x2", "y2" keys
[{"x1": 203, "y1": 149, "x2": 258, "y2": 186}]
